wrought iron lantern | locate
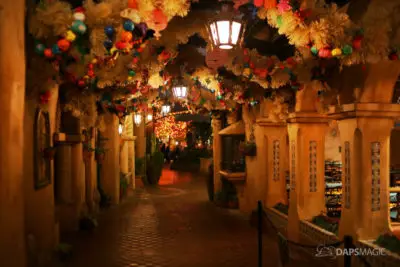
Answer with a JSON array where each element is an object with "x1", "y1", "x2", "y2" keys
[
  {"x1": 134, "y1": 113, "x2": 142, "y2": 125},
  {"x1": 118, "y1": 124, "x2": 123, "y2": 135},
  {"x1": 206, "y1": 1, "x2": 245, "y2": 50},
  {"x1": 146, "y1": 113, "x2": 153, "y2": 122},
  {"x1": 172, "y1": 83, "x2": 188, "y2": 99},
  {"x1": 161, "y1": 104, "x2": 171, "y2": 115}
]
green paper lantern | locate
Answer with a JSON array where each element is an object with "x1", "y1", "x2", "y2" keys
[
  {"x1": 128, "y1": 70, "x2": 136, "y2": 77},
  {"x1": 310, "y1": 46, "x2": 318, "y2": 56},
  {"x1": 35, "y1": 43, "x2": 45, "y2": 55},
  {"x1": 276, "y1": 15, "x2": 283, "y2": 27},
  {"x1": 216, "y1": 95, "x2": 222, "y2": 100},
  {"x1": 71, "y1": 21, "x2": 87, "y2": 35},
  {"x1": 342, "y1": 45, "x2": 353, "y2": 55}
]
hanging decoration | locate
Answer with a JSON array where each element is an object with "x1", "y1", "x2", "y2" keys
[{"x1": 154, "y1": 116, "x2": 189, "y2": 140}]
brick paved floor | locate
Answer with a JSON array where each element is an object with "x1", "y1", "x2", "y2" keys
[{"x1": 54, "y1": 169, "x2": 333, "y2": 267}]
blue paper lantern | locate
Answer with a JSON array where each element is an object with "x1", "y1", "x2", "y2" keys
[
  {"x1": 103, "y1": 39, "x2": 113, "y2": 50},
  {"x1": 52, "y1": 44, "x2": 61, "y2": 55},
  {"x1": 71, "y1": 20, "x2": 87, "y2": 35},
  {"x1": 123, "y1": 20, "x2": 135, "y2": 32},
  {"x1": 104, "y1": 26, "x2": 114, "y2": 38}
]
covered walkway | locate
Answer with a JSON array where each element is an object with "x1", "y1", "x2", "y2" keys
[{"x1": 53, "y1": 169, "x2": 327, "y2": 267}]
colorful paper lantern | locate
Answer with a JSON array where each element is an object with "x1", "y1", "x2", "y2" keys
[
  {"x1": 35, "y1": 43, "x2": 45, "y2": 55},
  {"x1": 254, "y1": 0, "x2": 264, "y2": 7},
  {"x1": 331, "y1": 48, "x2": 342, "y2": 57},
  {"x1": 205, "y1": 48, "x2": 229, "y2": 71},
  {"x1": 352, "y1": 36, "x2": 363, "y2": 50},
  {"x1": 120, "y1": 31, "x2": 133, "y2": 42},
  {"x1": 73, "y1": 12, "x2": 85, "y2": 21},
  {"x1": 104, "y1": 26, "x2": 114, "y2": 38},
  {"x1": 123, "y1": 20, "x2": 135, "y2": 31},
  {"x1": 52, "y1": 44, "x2": 61, "y2": 55},
  {"x1": 342, "y1": 45, "x2": 353, "y2": 55},
  {"x1": 318, "y1": 48, "x2": 332, "y2": 58},
  {"x1": 44, "y1": 49, "x2": 53, "y2": 58},
  {"x1": 65, "y1": 30, "x2": 76, "y2": 42},
  {"x1": 57, "y1": 39, "x2": 70, "y2": 51},
  {"x1": 310, "y1": 46, "x2": 318, "y2": 55},
  {"x1": 71, "y1": 21, "x2": 87, "y2": 35},
  {"x1": 103, "y1": 39, "x2": 113, "y2": 50}
]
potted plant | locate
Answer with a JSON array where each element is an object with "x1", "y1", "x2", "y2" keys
[
  {"x1": 42, "y1": 146, "x2": 56, "y2": 159},
  {"x1": 79, "y1": 214, "x2": 98, "y2": 231},
  {"x1": 83, "y1": 143, "x2": 94, "y2": 162},
  {"x1": 95, "y1": 147, "x2": 106, "y2": 164},
  {"x1": 240, "y1": 141, "x2": 257, "y2": 156},
  {"x1": 54, "y1": 243, "x2": 72, "y2": 261},
  {"x1": 375, "y1": 233, "x2": 400, "y2": 254}
]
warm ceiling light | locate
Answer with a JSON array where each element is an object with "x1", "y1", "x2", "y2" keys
[
  {"x1": 134, "y1": 113, "x2": 142, "y2": 125},
  {"x1": 118, "y1": 124, "x2": 123, "y2": 135},
  {"x1": 147, "y1": 114, "x2": 153, "y2": 122},
  {"x1": 172, "y1": 85, "x2": 188, "y2": 99},
  {"x1": 207, "y1": 2, "x2": 245, "y2": 50}
]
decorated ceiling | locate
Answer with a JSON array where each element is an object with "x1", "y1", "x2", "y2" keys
[{"x1": 27, "y1": 0, "x2": 400, "y2": 127}]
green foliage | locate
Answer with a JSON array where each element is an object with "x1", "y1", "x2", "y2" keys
[
  {"x1": 146, "y1": 152, "x2": 164, "y2": 185},
  {"x1": 120, "y1": 173, "x2": 129, "y2": 190},
  {"x1": 273, "y1": 203, "x2": 289, "y2": 215},
  {"x1": 375, "y1": 234, "x2": 400, "y2": 254},
  {"x1": 135, "y1": 157, "x2": 145, "y2": 176},
  {"x1": 311, "y1": 215, "x2": 339, "y2": 235}
]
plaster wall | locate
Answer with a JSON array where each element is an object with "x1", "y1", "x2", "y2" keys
[
  {"x1": 325, "y1": 126, "x2": 341, "y2": 162},
  {"x1": 23, "y1": 85, "x2": 58, "y2": 265},
  {"x1": 0, "y1": 0, "x2": 27, "y2": 265}
]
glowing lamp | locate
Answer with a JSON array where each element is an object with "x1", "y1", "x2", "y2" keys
[
  {"x1": 206, "y1": 2, "x2": 245, "y2": 50},
  {"x1": 118, "y1": 124, "x2": 123, "y2": 135},
  {"x1": 172, "y1": 85, "x2": 187, "y2": 99},
  {"x1": 134, "y1": 113, "x2": 142, "y2": 125},
  {"x1": 147, "y1": 114, "x2": 153, "y2": 122},
  {"x1": 161, "y1": 104, "x2": 171, "y2": 115}
]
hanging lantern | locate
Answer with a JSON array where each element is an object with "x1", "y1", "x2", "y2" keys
[
  {"x1": 146, "y1": 113, "x2": 153, "y2": 122},
  {"x1": 134, "y1": 113, "x2": 142, "y2": 125},
  {"x1": 161, "y1": 104, "x2": 171, "y2": 115},
  {"x1": 172, "y1": 79, "x2": 188, "y2": 99},
  {"x1": 118, "y1": 124, "x2": 123, "y2": 135},
  {"x1": 206, "y1": 2, "x2": 245, "y2": 50}
]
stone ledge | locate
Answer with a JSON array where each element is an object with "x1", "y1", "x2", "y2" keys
[
  {"x1": 329, "y1": 103, "x2": 400, "y2": 120},
  {"x1": 287, "y1": 112, "x2": 329, "y2": 124},
  {"x1": 256, "y1": 118, "x2": 286, "y2": 127}
]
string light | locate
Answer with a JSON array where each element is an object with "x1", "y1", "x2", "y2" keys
[{"x1": 154, "y1": 116, "x2": 189, "y2": 140}]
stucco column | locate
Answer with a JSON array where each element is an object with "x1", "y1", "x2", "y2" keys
[
  {"x1": 101, "y1": 114, "x2": 120, "y2": 204},
  {"x1": 0, "y1": 0, "x2": 26, "y2": 264},
  {"x1": 120, "y1": 142, "x2": 129, "y2": 174},
  {"x1": 134, "y1": 114, "x2": 146, "y2": 159},
  {"x1": 212, "y1": 115, "x2": 222, "y2": 193},
  {"x1": 85, "y1": 128, "x2": 98, "y2": 213},
  {"x1": 71, "y1": 143, "x2": 86, "y2": 213},
  {"x1": 56, "y1": 145, "x2": 73, "y2": 203},
  {"x1": 334, "y1": 103, "x2": 400, "y2": 240},
  {"x1": 287, "y1": 112, "x2": 328, "y2": 241},
  {"x1": 256, "y1": 119, "x2": 289, "y2": 207}
]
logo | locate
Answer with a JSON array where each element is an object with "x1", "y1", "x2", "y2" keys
[{"x1": 315, "y1": 246, "x2": 386, "y2": 259}]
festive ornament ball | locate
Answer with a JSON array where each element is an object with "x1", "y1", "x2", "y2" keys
[
  {"x1": 73, "y1": 12, "x2": 85, "y2": 21},
  {"x1": 44, "y1": 48, "x2": 53, "y2": 58},
  {"x1": 310, "y1": 46, "x2": 318, "y2": 55},
  {"x1": 71, "y1": 20, "x2": 87, "y2": 35},
  {"x1": 52, "y1": 44, "x2": 61, "y2": 55},
  {"x1": 128, "y1": 70, "x2": 136, "y2": 76},
  {"x1": 78, "y1": 79, "x2": 86, "y2": 87},
  {"x1": 331, "y1": 48, "x2": 342, "y2": 57},
  {"x1": 92, "y1": 58, "x2": 98, "y2": 64},
  {"x1": 103, "y1": 39, "x2": 113, "y2": 50},
  {"x1": 128, "y1": 0, "x2": 138, "y2": 9},
  {"x1": 65, "y1": 30, "x2": 76, "y2": 42},
  {"x1": 104, "y1": 26, "x2": 115, "y2": 38},
  {"x1": 216, "y1": 95, "x2": 222, "y2": 100},
  {"x1": 116, "y1": 41, "x2": 128, "y2": 50},
  {"x1": 57, "y1": 39, "x2": 70, "y2": 51},
  {"x1": 88, "y1": 70, "x2": 95, "y2": 77},
  {"x1": 318, "y1": 48, "x2": 332, "y2": 58},
  {"x1": 35, "y1": 43, "x2": 45, "y2": 55},
  {"x1": 123, "y1": 20, "x2": 135, "y2": 31},
  {"x1": 121, "y1": 31, "x2": 133, "y2": 42},
  {"x1": 342, "y1": 45, "x2": 353, "y2": 55},
  {"x1": 132, "y1": 57, "x2": 139, "y2": 64},
  {"x1": 352, "y1": 36, "x2": 363, "y2": 50}
]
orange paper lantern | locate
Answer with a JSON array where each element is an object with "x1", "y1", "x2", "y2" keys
[
  {"x1": 57, "y1": 39, "x2": 70, "y2": 52},
  {"x1": 147, "y1": 9, "x2": 168, "y2": 38},
  {"x1": 264, "y1": 0, "x2": 277, "y2": 9},
  {"x1": 127, "y1": 0, "x2": 138, "y2": 9},
  {"x1": 121, "y1": 31, "x2": 133, "y2": 42}
]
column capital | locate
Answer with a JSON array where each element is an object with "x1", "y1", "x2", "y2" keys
[
  {"x1": 329, "y1": 103, "x2": 400, "y2": 120},
  {"x1": 287, "y1": 111, "x2": 329, "y2": 124},
  {"x1": 256, "y1": 118, "x2": 286, "y2": 127}
]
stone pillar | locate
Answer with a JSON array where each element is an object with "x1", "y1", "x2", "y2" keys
[
  {"x1": 85, "y1": 128, "x2": 98, "y2": 213},
  {"x1": 101, "y1": 114, "x2": 120, "y2": 204},
  {"x1": 120, "y1": 142, "x2": 129, "y2": 174},
  {"x1": 71, "y1": 143, "x2": 86, "y2": 217},
  {"x1": 335, "y1": 103, "x2": 400, "y2": 240},
  {"x1": 134, "y1": 114, "x2": 146, "y2": 159},
  {"x1": 256, "y1": 119, "x2": 289, "y2": 207},
  {"x1": 0, "y1": 0, "x2": 27, "y2": 264},
  {"x1": 212, "y1": 115, "x2": 222, "y2": 193},
  {"x1": 287, "y1": 112, "x2": 328, "y2": 241}
]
